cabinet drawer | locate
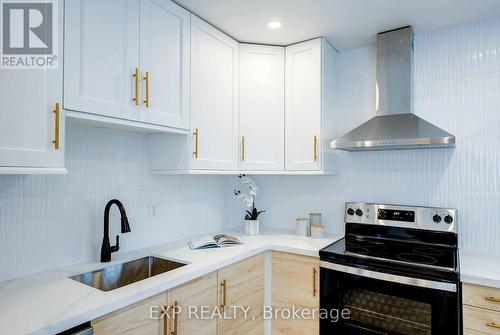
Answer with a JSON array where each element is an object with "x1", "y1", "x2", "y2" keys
[
  {"x1": 464, "y1": 305, "x2": 500, "y2": 334},
  {"x1": 464, "y1": 283, "x2": 500, "y2": 312},
  {"x1": 464, "y1": 329, "x2": 491, "y2": 335}
]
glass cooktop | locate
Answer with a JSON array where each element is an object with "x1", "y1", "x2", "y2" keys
[{"x1": 320, "y1": 234, "x2": 459, "y2": 281}]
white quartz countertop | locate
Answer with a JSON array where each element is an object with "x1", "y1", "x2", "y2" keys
[
  {"x1": 0, "y1": 229, "x2": 341, "y2": 335},
  {"x1": 460, "y1": 252, "x2": 500, "y2": 289}
]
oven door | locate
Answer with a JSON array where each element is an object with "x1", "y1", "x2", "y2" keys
[{"x1": 320, "y1": 261, "x2": 461, "y2": 335}]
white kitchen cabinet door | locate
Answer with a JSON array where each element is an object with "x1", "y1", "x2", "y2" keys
[
  {"x1": 64, "y1": 0, "x2": 139, "y2": 121},
  {"x1": 190, "y1": 15, "x2": 239, "y2": 170},
  {"x1": 0, "y1": 0, "x2": 64, "y2": 170},
  {"x1": 285, "y1": 39, "x2": 322, "y2": 171},
  {"x1": 139, "y1": 0, "x2": 190, "y2": 129},
  {"x1": 239, "y1": 44, "x2": 284, "y2": 171}
]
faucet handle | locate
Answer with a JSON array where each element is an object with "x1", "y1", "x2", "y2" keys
[{"x1": 110, "y1": 235, "x2": 120, "y2": 253}]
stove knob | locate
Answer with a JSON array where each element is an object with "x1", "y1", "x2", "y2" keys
[
  {"x1": 347, "y1": 208, "x2": 355, "y2": 216},
  {"x1": 444, "y1": 215, "x2": 454, "y2": 224},
  {"x1": 433, "y1": 214, "x2": 442, "y2": 223},
  {"x1": 355, "y1": 209, "x2": 363, "y2": 217}
]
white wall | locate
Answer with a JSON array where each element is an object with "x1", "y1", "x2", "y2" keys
[
  {"x1": 0, "y1": 123, "x2": 228, "y2": 282},
  {"x1": 1, "y1": 18, "x2": 499, "y2": 282},
  {"x1": 227, "y1": 19, "x2": 500, "y2": 257}
]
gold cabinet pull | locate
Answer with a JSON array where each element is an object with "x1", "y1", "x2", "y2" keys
[
  {"x1": 171, "y1": 301, "x2": 179, "y2": 335},
  {"x1": 163, "y1": 305, "x2": 169, "y2": 335},
  {"x1": 485, "y1": 296, "x2": 500, "y2": 303},
  {"x1": 241, "y1": 136, "x2": 245, "y2": 161},
  {"x1": 52, "y1": 103, "x2": 60, "y2": 149},
  {"x1": 220, "y1": 279, "x2": 227, "y2": 310},
  {"x1": 143, "y1": 71, "x2": 149, "y2": 107},
  {"x1": 313, "y1": 267, "x2": 317, "y2": 297},
  {"x1": 193, "y1": 128, "x2": 199, "y2": 158},
  {"x1": 486, "y1": 322, "x2": 500, "y2": 329},
  {"x1": 313, "y1": 135, "x2": 318, "y2": 161},
  {"x1": 132, "y1": 67, "x2": 139, "y2": 105}
]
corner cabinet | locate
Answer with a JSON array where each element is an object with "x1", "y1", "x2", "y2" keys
[
  {"x1": 150, "y1": 37, "x2": 337, "y2": 175},
  {"x1": 0, "y1": 0, "x2": 65, "y2": 174},
  {"x1": 190, "y1": 15, "x2": 239, "y2": 170},
  {"x1": 239, "y1": 44, "x2": 285, "y2": 171},
  {"x1": 271, "y1": 252, "x2": 320, "y2": 335},
  {"x1": 64, "y1": 0, "x2": 190, "y2": 132},
  {"x1": 218, "y1": 253, "x2": 264, "y2": 335},
  {"x1": 285, "y1": 38, "x2": 337, "y2": 172}
]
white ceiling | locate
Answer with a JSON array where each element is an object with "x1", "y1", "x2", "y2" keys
[{"x1": 175, "y1": 0, "x2": 500, "y2": 50}]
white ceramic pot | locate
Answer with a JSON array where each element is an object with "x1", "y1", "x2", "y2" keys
[{"x1": 245, "y1": 219, "x2": 259, "y2": 236}]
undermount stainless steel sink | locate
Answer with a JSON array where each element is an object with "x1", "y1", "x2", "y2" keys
[{"x1": 69, "y1": 256, "x2": 187, "y2": 291}]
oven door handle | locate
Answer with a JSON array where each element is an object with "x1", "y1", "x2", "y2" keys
[{"x1": 320, "y1": 261, "x2": 457, "y2": 293}]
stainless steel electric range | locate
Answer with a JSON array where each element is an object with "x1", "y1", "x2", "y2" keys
[{"x1": 319, "y1": 203, "x2": 460, "y2": 335}]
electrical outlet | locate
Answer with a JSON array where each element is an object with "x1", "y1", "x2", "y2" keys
[{"x1": 149, "y1": 203, "x2": 157, "y2": 217}]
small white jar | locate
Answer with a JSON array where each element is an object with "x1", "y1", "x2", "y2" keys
[
  {"x1": 296, "y1": 218, "x2": 310, "y2": 237},
  {"x1": 311, "y1": 224, "x2": 324, "y2": 239}
]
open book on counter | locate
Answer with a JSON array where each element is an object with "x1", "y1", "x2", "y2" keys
[{"x1": 188, "y1": 234, "x2": 242, "y2": 250}]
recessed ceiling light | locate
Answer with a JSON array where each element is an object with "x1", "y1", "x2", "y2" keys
[{"x1": 267, "y1": 21, "x2": 282, "y2": 29}]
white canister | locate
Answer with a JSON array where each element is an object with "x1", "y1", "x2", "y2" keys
[
  {"x1": 310, "y1": 213, "x2": 322, "y2": 225},
  {"x1": 311, "y1": 224, "x2": 324, "y2": 239},
  {"x1": 245, "y1": 219, "x2": 259, "y2": 236},
  {"x1": 296, "y1": 218, "x2": 310, "y2": 237}
]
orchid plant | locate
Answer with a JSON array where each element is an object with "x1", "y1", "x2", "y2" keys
[{"x1": 233, "y1": 175, "x2": 265, "y2": 220}]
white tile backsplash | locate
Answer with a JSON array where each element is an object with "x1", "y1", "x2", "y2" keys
[
  {"x1": 0, "y1": 123, "x2": 227, "y2": 282},
  {"x1": 224, "y1": 19, "x2": 500, "y2": 257}
]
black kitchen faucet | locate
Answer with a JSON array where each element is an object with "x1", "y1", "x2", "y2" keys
[{"x1": 100, "y1": 199, "x2": 131, "y2": 262}]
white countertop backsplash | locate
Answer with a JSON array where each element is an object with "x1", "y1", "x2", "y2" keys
[{"x1": 0, "y1": 228, "x2": 341, "y2": 335}]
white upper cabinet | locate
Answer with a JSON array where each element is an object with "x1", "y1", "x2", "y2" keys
[
  {"x1": 64, "y1": 0, "x2": 190, "y2": 131},
  {"x1": 239, "y1": 44, "x2": 284, "y2": 171},
  {"x1": 0, "y1": 0, "x2": 64, "y2": 172},
  {"x1": 139, "y1": 0, "x2": 190, "y2": 129},
  {"x1": 285, "y1": 38, "x2": 337, "y2": 171},
  {"x1": 190, "y1": 15, "x2": 239, "y2": 170},
  {"x1": 64, "y1": 0, "x2": 140, "y2": 121}
]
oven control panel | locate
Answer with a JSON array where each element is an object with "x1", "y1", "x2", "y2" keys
[{"x1": 345, "y1": 203, "x2": 457, "y2": 233}]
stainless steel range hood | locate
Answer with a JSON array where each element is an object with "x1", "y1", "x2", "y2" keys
[{"x1": 331, "y1": 27, "x2": 455, "y2": 151}]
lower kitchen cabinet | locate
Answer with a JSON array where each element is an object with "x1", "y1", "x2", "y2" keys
[
  {"x1": 92, "y1": 293, "x2": 166, "y2": 335},
  {"x1": 90, "y1": 256, "x2": 265, "y2": 335},
  {"x1": 271, "y1": 252, "x2": 319, "y2": 335},
  {"x1": 463, "y1": 283, "x2": 500, "y2": 335},
  {"x1": 218, "y1": 253, "x2": 265, "y2": 335},
  {"x1": 167, "y1": 272, "x2": 218, "y2": 335}
]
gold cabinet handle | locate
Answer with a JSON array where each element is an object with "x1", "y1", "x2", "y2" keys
[
  {"x1": 171, "y1": 301, "x2": 179, "y2": 335},
  {"x1": 143, "y1": 71, "x2": 149, "y2": 107},
  {"x1": 132, "y1": 67, "x2": 139, "y2": 105},
  {"x1": 52, "y1": 102, "x2": 60, "y2": 149},
  {"x1": 313, "y1": 135, "x2": 318, "y2": 161},
  {"x1": 163, "y1": 305, "x2": 169, "y2": 335},
  {"x1": 486, "y1": 322, "x2": 500, "y2": 329},
  {"x1": 193, "y1": 128, "x2": 199, "y2": 158},
  {"x1": 220, "y1": 279, "x2": 227, "y2": 310},
  {"x1": 485, "y1": 296, "x2": 500, "y2": 303},
  {"x1": 241, "y1": 136, "x2": 245, "y2": 161},
  {"x1": 313, "y1": 267, "x2": 317, "y2": 297}
]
